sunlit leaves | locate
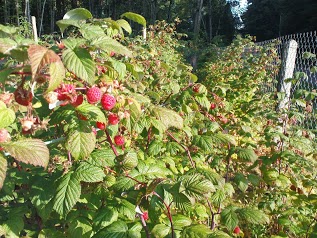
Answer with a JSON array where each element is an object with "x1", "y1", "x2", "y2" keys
[
  {"x1": 0, "y1": 154, "x2": 7, "y2": 190},
  {"x1": 2, "y1": 139, "x2": 49, "y2": 167}
]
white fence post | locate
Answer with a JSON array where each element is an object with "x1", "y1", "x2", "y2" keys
[
  {"x1": 31, "y1": 16, "x2": 38, "y2": 43},
  {"x1": 277, "y1": 40, "x2": 298, "y2": 110}
]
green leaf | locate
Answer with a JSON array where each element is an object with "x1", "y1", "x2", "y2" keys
[
  {"x1": 93, "y1": 221, "x2": 128, "y2": 238},
  {"x1": 152, "y1": 106, "x2": 183, "y2": 130},
  {"x1": 221, "y1": 206, "x2": 239, "y2": 231},
  {"x1": 111, "y1": 59, "x2": 127, "y2": 79},
  {"x1": 121, "y1": 150, "x2": 138, "y2": 170},
  {"x1": 234, "y1": 173, "x2": 248, "y2": 192},
  {"x1": 90, "y1": 148, "x2": 116, "y2": 167},
  {"x1": 121, "y1": 12, "x2": 146, "y2": 27},
  {"x1": 90, "y1": 36, "x2": 132, "y2": 57},
  {"x1": 181, "y1": 224, "x2": 212, "y2": 238},
  {"x1": 68, "y1": 217, "x2": 93, "y2": 238},
  {"x1": 53, "y1": 172, "x2": 81, "y2": 216},
  {"x1": 173, "y1": 214, "x2": 192, "y2": 230},
  {"x1": 0, "y1": 68, "x2": 14, "y2": 83},
  {"x1": 148, "y1": 140, "x2": 163, "y2": 156},
  {"x1": 128, "y1": 223, "x2": 142, "y2": 238},
  {"x1": 116, "y1": 199, "x2": 136, "y2": 220},
  {"x1": 211, "y1": 133, "x2": 237, "y2": 146},
  {"x1": 195, "y1": 95, "x2": 210, "y2": 109},
  {"x1": 0, "y1": 107, "x2": 15, "y2": 128},
  {"x1": 76, "y1": 103, "x2": 107, "y2": 123},
  {"x1": 2, "y1": 139, "x2": 49, "y2": 167},
  {"x1": 208, "y1": 230, "x2": 231, "y2": 238},
  {"x1": 0, "y1": 38, "x2": 17, "y2": 54},
  {"x1": 181, "y1": 174, "x2": 215, "y2": 199},
  {"x1": 56, "y1": 19, "x2": 82, "y2": 34},
  {"x1": 65, "y1": 129, "x2": 96, "y2": 160},
  {"x1": 75, "y1": 161, "x2": 105, "y2": 182},
  {"x1": 237, "y1": 207, "x2": 269, "y2": 224},
  {"x1": 62, "y1": 47, "x2": 96, "y2": 85},
  {"x1": 0, "y1": 154, "x2": 7, "y2": 190},
  {"x1": 63, "y1": 8, "x2": 93, "y2": 21},
  {"x1": 94, "y1": 207, "x2": 118, "y2": 229},
  {"x1": 192, "y1": 135, "x2": 213, "y2": 152},
  {"x1": 116, "y1": 19, "x2": 132, "y2": 34},
  {"x1": 79, "y1": 24, "x2": 106, "y2": 40},
  {"x1": 2, "y1": 217, "x2": 24, "y2": 238},
  {"x1": 152, "y1": 224, "x2": 170, "y2": 238},
  {"x1": 47, "y1": 61, "x2": 65, "y2": 92},
  {"x1": 236, "y1": 147, "x2": 258, "y2": 163}
]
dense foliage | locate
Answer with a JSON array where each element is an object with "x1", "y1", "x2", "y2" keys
[{"x1": 0, "y1": 8, "x2": 317, "y2": 238}]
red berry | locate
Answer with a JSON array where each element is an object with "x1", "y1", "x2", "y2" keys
[
  {"x1": 110, "y1": 51, "x2": 115, "y2": 57},
  {"x1": 142, "y1": 211, "x2": 149, "y2": 221},
  {"x1": 0, "y1": 129, "x2": 10, "y2": 143},
  {"x1": 96, "y1": 121, "x2": 106, "y2": 130},
  {"x1": 55, "y1": 84, "x2": 76, "y2": 101},
  {"x1": 72, "y1": 94, "x2": 84, "y2": 107},
  {"x1": 101, "y1": 94, "x2": 116, "y2": 111},
  {"x1": 192, "y1": 84, "x2": 200, "y2": 93},
  {"x1": 114, "y1": 135, "x2": 125, "y2": 146},
  {"x1": 86, "y1": 87, "x2": 102, "y2": 104},
  {"x1": 108, "y1": 114, "x2": 119, "y2": 125},
  {"x1": 233, "y1": 226, "x2": 241, "y2": 234},
  {"x1": 210, "y1": 103, "x2": 217, "y2": 110},
  {"x1": 14, "y1": 87, "x2": 33, "y2": 106}
]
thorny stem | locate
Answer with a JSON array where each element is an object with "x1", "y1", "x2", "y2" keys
[
  {"x1": 105, "y1": 129, "x2": 119, "y2": 157},
  {"x1": 166, "y1": 130, "x2": 195, "y2": 168},
  {"x1": 146, "y1": 127, "x2": 152, "y2": 151},
  {"x1": 153, "y1": 191, "x2": 175, "y2": 238},
  {"x1": 225, "y1": 144, "x2": 231, "y2": 183},
  {"x1": 138, "y1": 213, "x2": 151, "y2": 238}
]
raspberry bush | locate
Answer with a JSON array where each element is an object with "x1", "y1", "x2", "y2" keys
[{"x1": 0, "y1": 8, "x2": 316, "y2": 238}]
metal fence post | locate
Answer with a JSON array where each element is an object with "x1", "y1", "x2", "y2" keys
[{"x1": 277, "y1": 40, "x2": 298, "y2": 110}]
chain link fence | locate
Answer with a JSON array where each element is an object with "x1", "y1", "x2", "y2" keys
[{"x1": 258, "y1": 31, "x2": 317, "y2": 129}]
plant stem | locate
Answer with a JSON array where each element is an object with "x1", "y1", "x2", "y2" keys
[
  {"x1": 105, "y1": 129, "x2": 119, "y2": 157},
  {"x1": 166, "y1": 130, "x2": 195, "y2": 168},
  {"x1": 138, "y1": 213, "x2": 151, "y2": 238},
  {"x1": 153, "y1": 191, "x2": 175, "y2": 238}
]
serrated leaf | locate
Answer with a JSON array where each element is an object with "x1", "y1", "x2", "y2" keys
[
  {"x1": 28, "y1": 45, "x2": 60, "y2": 79},
  {"x1": 93, "y1": 221, "x2": 128, "y2": 238},
  {"x1": 94, "y1": 207, "x2": 118, "y2": 228},
  {"x1": 56, "y1": 19, "x2": 82, "y2": 34},
  {"x1": 237, "y1": 207, "x2": 269, "y2": 224},
  {"x1": 0, "y1": 38, "x2": 17, "y2": 54},
  {"x1": 75, "y1": 161, "x2": 105, "y2": 182},
  {"x1": 2, "y1": 139, "x2": 49, "y2": 167},
  {"x1": 221, "y1": 206, "x2": 239, "y2": 231},
  {"x1": 62, "y1": 47, "x2": 96, "y2": 85},
  {"x1": 173, "y1": 214, "x2": 192, "y2": 229},
  {"x1": 47, "y1": 61, "x2": 65, "y2": 92},
  {"x1": 68, "y1": 217, "x2": 93, "y2": 238},
  {"x1": 195, "y1": 95, "x2": 210, "y2": 109},
  {"x1": 0, "y1": 154, "x2": 7, "y2": 190},
  {"x1": 152, "y1": 224, "x2": 170, "y2": 238},
  {"x1": 148, "y1": 140, "x2": 163, "y2": 156},
  {"x1": 208, "y1": 230, "x2": 231, "y2": 238},
  {"x1": 181, "y1": 224, "x2": 212, "y2": 238},
  {"x1": 211, "y1": 133, "x2": 237, "y2": 146},
  {"x1": 234, "y1": 173, "x2": 248, "y2": 192},
  {"x1": 90, "y1": 148, "x2": 116, "y2": 167},
  {"x1": 236, "y1": 147, "x2": 258, "y2": 163},
  {"x1": 116, "y1": 19, "x2": 132, "y2": 34},
  {"x1": 121, "y1": 12, "x2": 146, "y2": 27},
  {"x1": 152, "y1": 106, "x2": 183, "y2": 129},
  {"x1": 117, "y1": 199, "x2": 136, "y2": 220},
  {"x1": 210, "y1": 189, "x2": 226, "y2": 207},
  {"x1": 90, "y1": 36, "x2": 132, "y2": 57},
  {"x1": 0, "y1": 107, "x2": 15, "y2": 128},
  {"x1": 181, "y1": 174, "x2": 215, "y2": 199},
  {"x1": 128, "y1": 223, "x2": 142, "y2": 238},
  {"x1": 79, "y1": 24, "x2": 106, "y2": 40},
  {"x1": 193, "y1": 135, "x2": 213, "y2": 152},
  {"x1": 66, "y1": 130, "x2": 96, "y2": 160},
  {"x1": 122, "y1": 150, "x2": 138, "y2": 170},
  {"x1": 0, "y1": 68, "x2": 14, "y2": 83},
  {"x1": 53, "y1": 172, "x2": 81, "y2": 216},
  {"x1": 76, "y1": 103, "x2": 107, "y2": 123}
]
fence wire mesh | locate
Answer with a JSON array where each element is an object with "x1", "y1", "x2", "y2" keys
[{"x1": 257, "y1": 31, "x2": 317, "y2": 129}]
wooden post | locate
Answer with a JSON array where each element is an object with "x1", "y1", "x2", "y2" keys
[
  {"x1": 31, "y1": 16, "x2": 38, "y2": 43},
  {"x1": 143, "y1": 27, "x2": 147, "y2": 40},
  {"x1": 277, "y1": 40, "x2": 298, "y2": 111}
]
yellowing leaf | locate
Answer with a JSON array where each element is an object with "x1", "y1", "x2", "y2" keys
[
  {"x1": 47, "y1": 61, "x2": 65, "y2": 92},
  {"x1": 28, "y1": 45, "x2": 61, "y2": 79},
  {"x1": 0, "y1": 154, "x2": 7, "y2": 190},
  {"x1": 152, "y1": 106, "x2": 183, "y2": 130},
  {"x1": 2, "y1": 139, "x2": 49, "y2": 168}
]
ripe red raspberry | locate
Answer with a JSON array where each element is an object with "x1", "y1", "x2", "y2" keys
[
  {"x1": 71, "y1": 94, "x2": 84, "y2": 107},
  {"x1": 233, "y1": 226, "x2": 241, "y2": 234},
  {"x1": 0, "y1": 129, "x2": 11, "y2": 143},
  {"x1": 210, "y1": 103, "x2": 217, "y2": 110},
  {"x1": 108, "y1": 114, "x2": 119, "y2": 125},
  {"x1": 96, "y1": 121, "x2": 106, "y2": 130},
  {"x1": 192, "y1": 84, "x2": 200, "y2": 93},
  {"x1": 55, "y1": 84, "x2": 76, "y2": 101},
  {"x1": 86, "y1": 87, "x2": 102, "y2": 104},
  {"x1": 114, "y1": 135, "x2": 125, "y2": 146},
  {"x1": 101, "y1": 94, "x2": 116, "y2": 111}
]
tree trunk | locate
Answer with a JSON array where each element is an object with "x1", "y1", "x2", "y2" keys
[
  {"x1": 50, "y1": 0, "x2": 55, "y2": 33},
  {"x1": 167, "y1": 0, "x2": 175, "y2": 22},
  {"x1": 25, "y1": 0, "x2": 31, "y2": 23},
  {"x1": 150, "y1": 0, "x2": 157, "y2": 24},
  {"x1": 193, "y1": 0, "x2": 204, "y2": 40},
  {"x1": 4, "y1": 0, "x2": 8, "y2": 23},
  {"x1": 16, "y1": 0, "x2": 20, "y2": 26},
  {"x1": 208, "y1": 0, "x2": 213, "y2": 42}
]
